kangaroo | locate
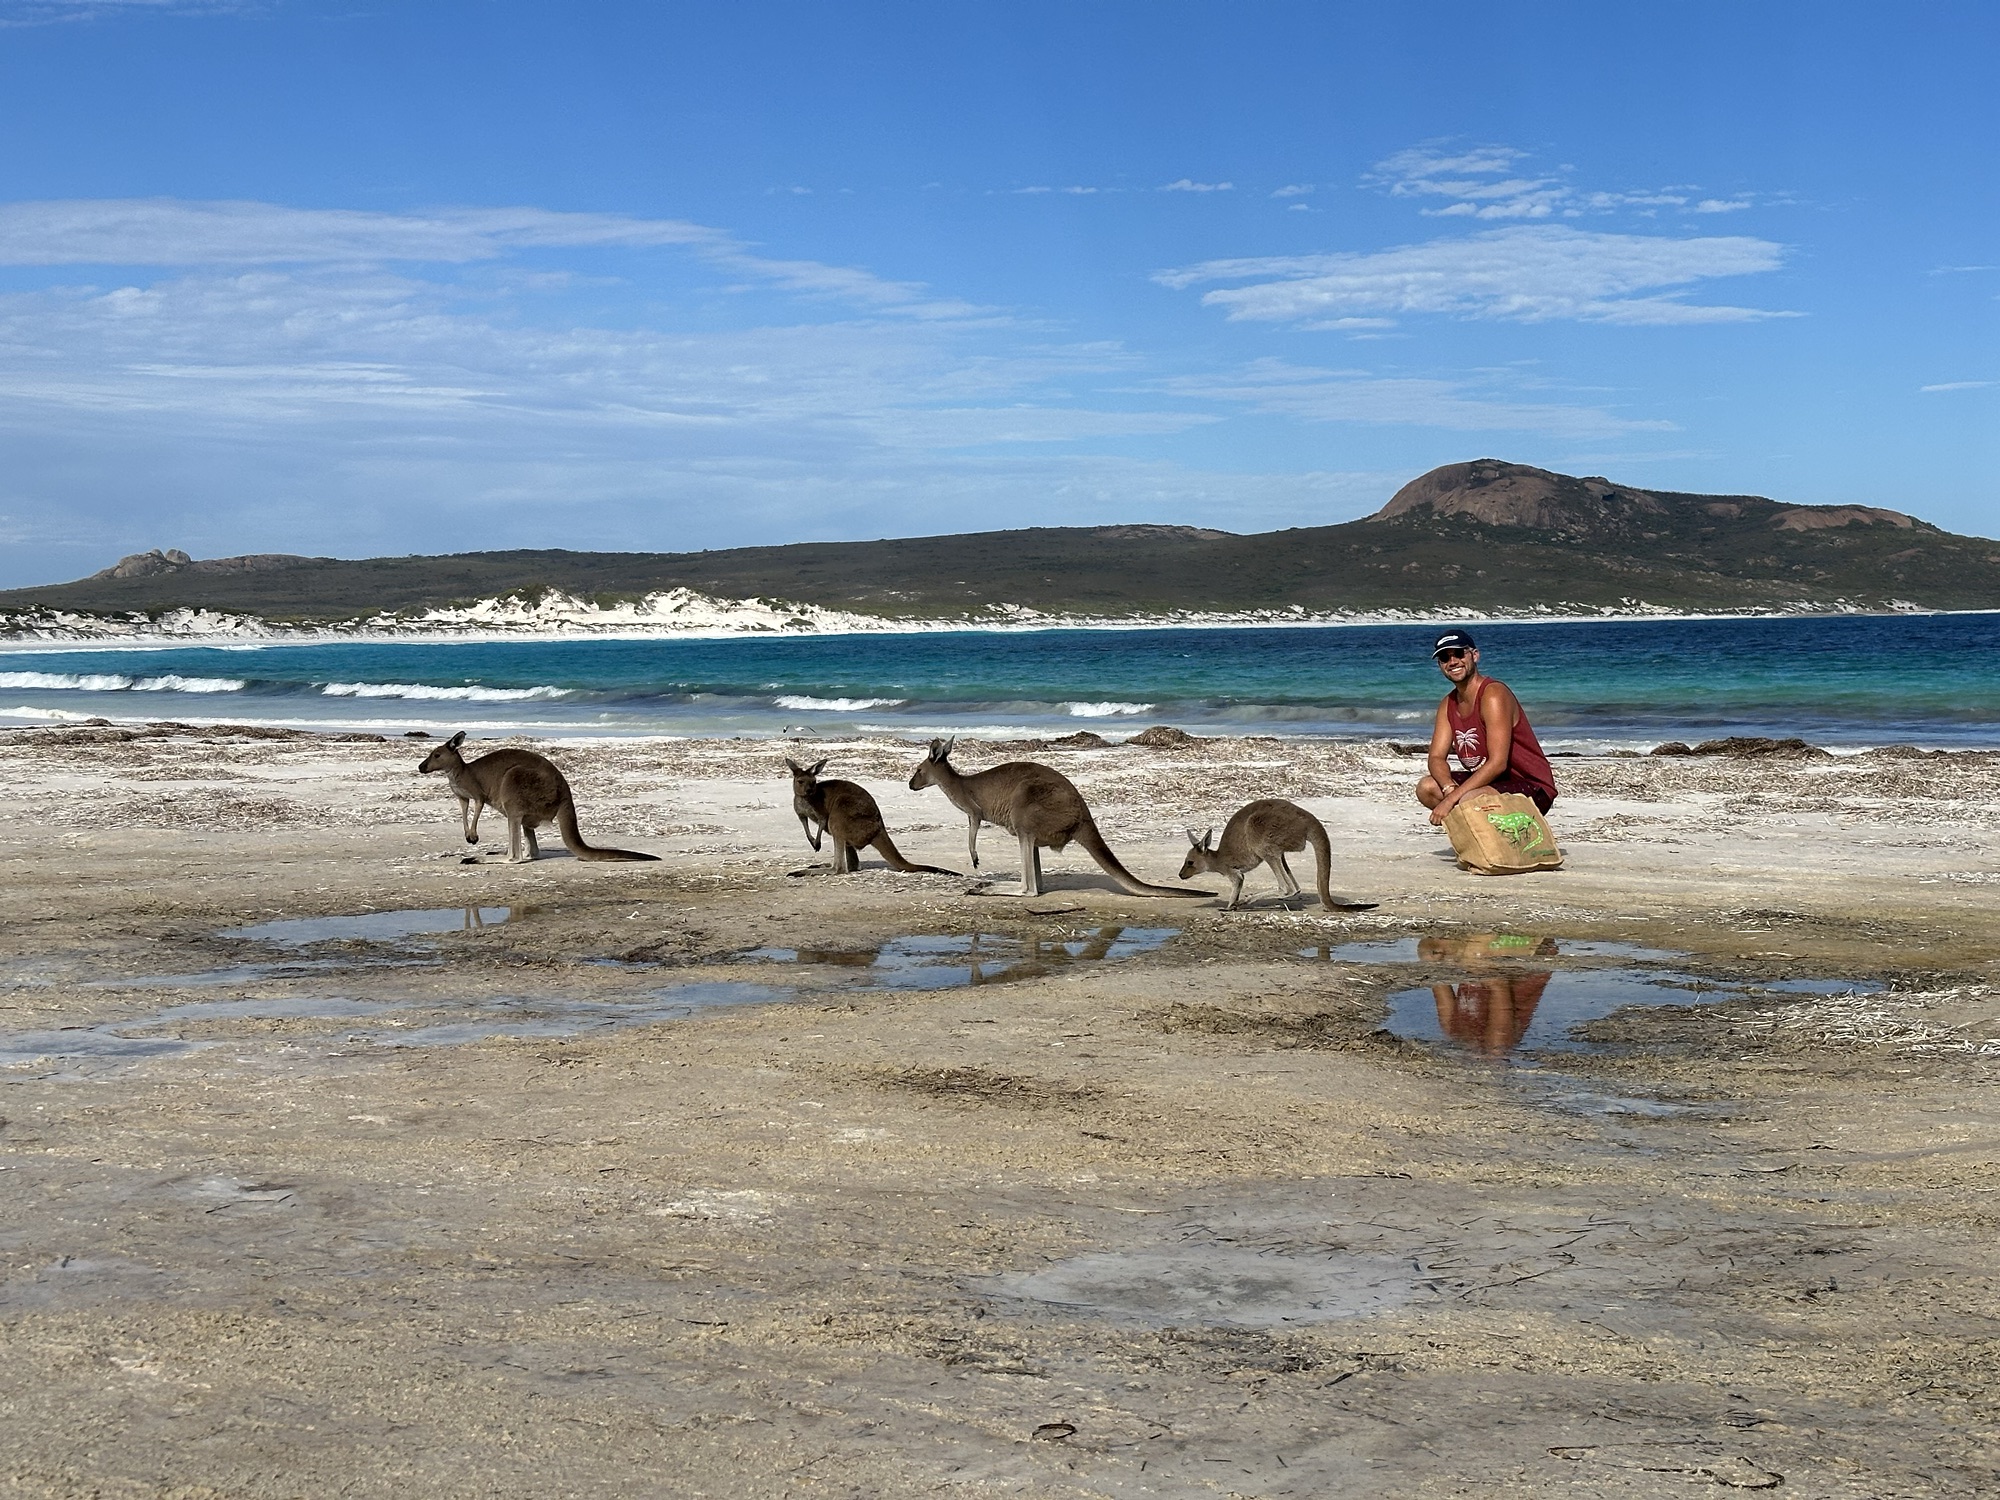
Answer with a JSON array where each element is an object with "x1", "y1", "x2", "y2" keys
[
  {"x1": 906, "y1": 737, "x2": 1205, "y2": 898},
  {"x1": 785, "y1": 758, "x2": 958, "y2": 876},
  {"x1": 417, "y1": 731, "x2": 659, "y2": 864},
  {"x1": 1178, "y1": 798, "x2": 1377, "y2": 912}
]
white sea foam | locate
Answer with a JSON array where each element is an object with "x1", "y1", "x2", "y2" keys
[
  {"x1": 0, "y1": 705, "x2": 97, "y2": 721},
  {"x1": 132, "y1": 675, "x2": 247, "y2": 693},
  {"x1": 319, "y1": 682, "x2": 569, "y2": 702},
  {"x1": 1063, "y1": 701, "x2": 1153, "y2": 717},
  {"x1": 773, "y1": 695, "x2": 907, "y2": 712},
  {"x1": 0, "y1": 671, "x2": 136, "y2": 691},
  {"x1": 0, "y1": 670, "x2": 246, "y2": 693}
]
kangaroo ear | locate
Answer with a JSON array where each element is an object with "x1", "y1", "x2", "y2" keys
[
  {"x1": 809, "y1": 758, "x2": 829, "y2": 775},
  {"x1": 940, "y1": 736, "x2": 956, "y2": 759},
  {"x1": 1186, "y1": 828, "x2": 1202, "y2": 847},
  {"x1": 1203, "y1": 827, "x2": 1215, "y2": 849},
  {"x1": 785, "y1": 758, "x2": 804, "y2": 774},
  {"x1": 446, "y1": 730, "x2": 467, "y2": 748}
]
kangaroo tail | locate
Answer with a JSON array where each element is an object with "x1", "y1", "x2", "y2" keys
[
  {"x1": 871, "y1": 831, "x2": 959, "y2": 877},
  {"x1": 1304, "y1": 816, "x2": 1376, "y2": 910},
  {"x1": 1075, "y1": 819, "x2": 1210, "y2": 898},
  {"x1": 557, "y1": 797, "x2": 661, "y2": 863}
]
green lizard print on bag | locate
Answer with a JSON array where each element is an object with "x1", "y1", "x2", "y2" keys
[{"x1": 1486, "y1": 810, "x2": 1548, "y2": 853}]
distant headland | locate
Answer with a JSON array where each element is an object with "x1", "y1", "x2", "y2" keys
[{"x1": 3, "y1": 459, "x2": 1996, "y2": 642}]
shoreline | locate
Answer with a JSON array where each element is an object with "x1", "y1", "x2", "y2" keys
[{"x1": 2, "y1": 596, "x2": 1989, "y2": 652}]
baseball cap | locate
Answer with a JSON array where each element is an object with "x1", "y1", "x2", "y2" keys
[{"x1": 1431, "y1": 629, "x2": 1476, "y2": 658}]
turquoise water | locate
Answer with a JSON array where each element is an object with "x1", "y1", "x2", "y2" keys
[{"x1": 1, "y1": 613, "x2": 1995, "y2": 748}]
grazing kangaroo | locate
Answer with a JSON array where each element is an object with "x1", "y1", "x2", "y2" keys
[
  {"x1": 1178, "y1": 798, "x2": 1378, "y2": 912},
  {"x1": 417, "y1": 732, "x2": 659, "y2": 864},
  {"x1": 785, "y1": 758, "x2": 958, "y2": 876},
  {"x1": 906, "y1": 737, "x2": 1205, "y2": 898}
]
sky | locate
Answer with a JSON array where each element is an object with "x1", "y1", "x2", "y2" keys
[{"x1": 0, "y1": 1, "x2": 1995, "y2": 586}]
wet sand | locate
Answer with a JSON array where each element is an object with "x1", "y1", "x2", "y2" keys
[{"x1": 1, "y1": 725, "x2": 1996, "y2": 1497}]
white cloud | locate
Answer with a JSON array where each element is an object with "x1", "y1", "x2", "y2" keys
[
  {"x1": 1158, "y1": 358, "x2": 1674, "y2": 439},
  {"x1": 1367, "y1": 144, "x2": 1756, "y2": 222},
  {"x1": 1365, "y1": 146, "x2": 1566, "y2": 219},
  {"x1": 1920, "y1": 380, "x2": 1993, "y2": 392},
  {"x1": 1155, "y1": 225, "x2": 1795, "y2": 327},
  {"x1": 0, "y1": 254, "x2": 1248, "y2": 579},
  {"x1": 1161, "y1": 179, "x2": 1233, "y2": 193},
  {"x1": 0, "y1": 0, "x2": 244, "y2": 24},
  {"x1": 0, "y1": 198, "x2": 978, "y2": 318},
  {"x1": 1271, "y1": 184, "x2": 1315, "y2": 198}
]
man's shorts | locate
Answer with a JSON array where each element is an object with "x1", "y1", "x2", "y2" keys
[{"x1": 1488, "y1": 776, "x2": 1555, "y2": 814}]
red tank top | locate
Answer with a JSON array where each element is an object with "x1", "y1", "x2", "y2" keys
[{"x1": 1445, "y1": 679, "x2": 1557, "y2": 799}]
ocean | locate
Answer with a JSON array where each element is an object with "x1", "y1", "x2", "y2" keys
[{"x1": 1, "y1": 613, "x2": 1996, "y2": 750}]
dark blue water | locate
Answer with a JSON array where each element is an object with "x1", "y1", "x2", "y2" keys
[{"x1": 2, "y1": 613, "x2": 1995, "y2": 748}]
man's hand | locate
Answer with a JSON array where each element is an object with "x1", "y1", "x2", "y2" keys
[{"x1": 1429, "y1": 787, "x2": 1461, "y2": 826}]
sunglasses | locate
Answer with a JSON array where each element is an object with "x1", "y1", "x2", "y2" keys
[{"x1": 1435, "y1": 648, "x2": 1471, "y2": 662}]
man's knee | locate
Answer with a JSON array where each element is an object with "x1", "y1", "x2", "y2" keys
[{"x1": 1416, "y1": 776, "x2": 1443, "y2": 808}]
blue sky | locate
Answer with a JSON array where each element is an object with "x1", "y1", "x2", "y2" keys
[{"x1": 0, "y1": 0, "x2": 1995, "y2": 586}]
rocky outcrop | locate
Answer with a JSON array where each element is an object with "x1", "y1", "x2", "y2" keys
[
  {"x1": 1371, "y1": 460, "x2": 1667, "y2": 533},
  {"x1": 1372, "y1": 459, "x2": 1923, "y2": 538},
  {"x1": 90, "y1": 549, "x2": 318, "y2": 581}
]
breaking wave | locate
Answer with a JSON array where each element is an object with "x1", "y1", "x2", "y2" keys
[
  {"x1": 1063, "y1": 701, "x2": 1153, "y2": 717},
  {"x1": 0, "y1": 670, "x2": 246, "y2": 693},
  {"x1": 319, "y1": 681, "x2": 570, "y2": 702},
  {"x1": 772, "y1": 695, "x2": 908, "y2": 712}
]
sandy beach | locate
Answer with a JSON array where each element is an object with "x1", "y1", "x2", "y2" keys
[{"x1": 2, "y1": 723, "x2": 1996, "y2": 1497}]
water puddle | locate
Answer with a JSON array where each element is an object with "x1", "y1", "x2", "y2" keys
[
  {"x1": 88, "y1": 959, "x2": 442, "y2": 991},
  {"x1": 1387, "y1": 967, "x2": 1736, "y2": 1058},
  {"x1": 1759, "y1": 978, "x2": 1886, "y2": 996},
  {"x1": 0, "y1": 981, "x2": 785, "y2": 1073},
  {"x1": 1300, "y1": 935, "x2": 1681, "y2": 964},
  {"x1": 991, "y1": 1244, "x2": 1428, "y2": 1327},
  {"x1": 740, "y1": 926, "x2": 1177, "y2": 990},
  {"x1": 220, "y1": 907, "x2": 512, "y2": 945}
]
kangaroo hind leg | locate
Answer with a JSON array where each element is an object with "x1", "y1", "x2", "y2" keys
[
  {"x1": 1267, "y1": 853, "x2": 1301, "y2": 897},
  {"x1": 1017, "y1": 831, "x2": 1042, "y2": 897}
]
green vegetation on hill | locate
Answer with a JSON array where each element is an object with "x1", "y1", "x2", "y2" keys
[{"x1": 4, "y1": 461, "x2": 1997, "y2": 623}]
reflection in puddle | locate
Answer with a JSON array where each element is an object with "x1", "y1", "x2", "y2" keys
[
  {"x1": 0, "y1": 981, "x2": 785, "y2": 1072},
  {"x1": 740, "y1": 927, "x2": 1178, "y2": 990},
  {"x1": 1299, "y1": 934, "x2": 1682, "y2": 964},
  {"x1": 1388, "y1": 968, "x2": 1733, "y2": 1056},
  {"x1": 220, "y1": 907, "x2": 511, "y2": 945},
  {"x1": 992, "y1": 1244, "x2": 1427, "y2": 1327}
]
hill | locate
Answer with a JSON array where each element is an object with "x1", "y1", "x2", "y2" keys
[{"x1": 4, "y1": 460, "x2": 1996, "y2": 625}]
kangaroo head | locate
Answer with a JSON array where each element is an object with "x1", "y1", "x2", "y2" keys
[
  {"x1": 1176, "y1": 826, "x2": 1218, "y2": 881},
  {"x1": 907, "y1": 736, "x2": 955, "y2": 791},
  {"x1": 417, "y1": 730, "x2": 468, "y2": 775},
  {"x1": 785, "y1": 757, "x2": 829, "y2": 793}
]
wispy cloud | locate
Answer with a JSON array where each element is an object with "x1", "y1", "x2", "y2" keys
[
  {"x1": 1367, "y1": 144, "x2": 1756, "y2": 221},
  {"x1": 0, "y1": 245, "x2": 1241, "y2": 574},
  {"x1": 1160, "y1": 179, "x2": 1233, "y2": 193},
  {"x1": 1920, "y1": 380, "x2": 1993, "y2": 392},
  {"x1": 0, "y1": 199, "x2": 980, "y2": 318},
  {"x1": 0, "y1": 0, "x2": 248, "y2": 26},
  {"x1": 1271, "y1": 184, "x2": 1315, "y2": 199},
  {"x1": 1155, "y1": 225, "x2": 1795, "y2": 328},
  {"x1": 1158, "y1": 358, "x2": 1674, "y2": 439},
  {"x1": 1366, "y1": 146, "x2": 1568, "y2": 220}
]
